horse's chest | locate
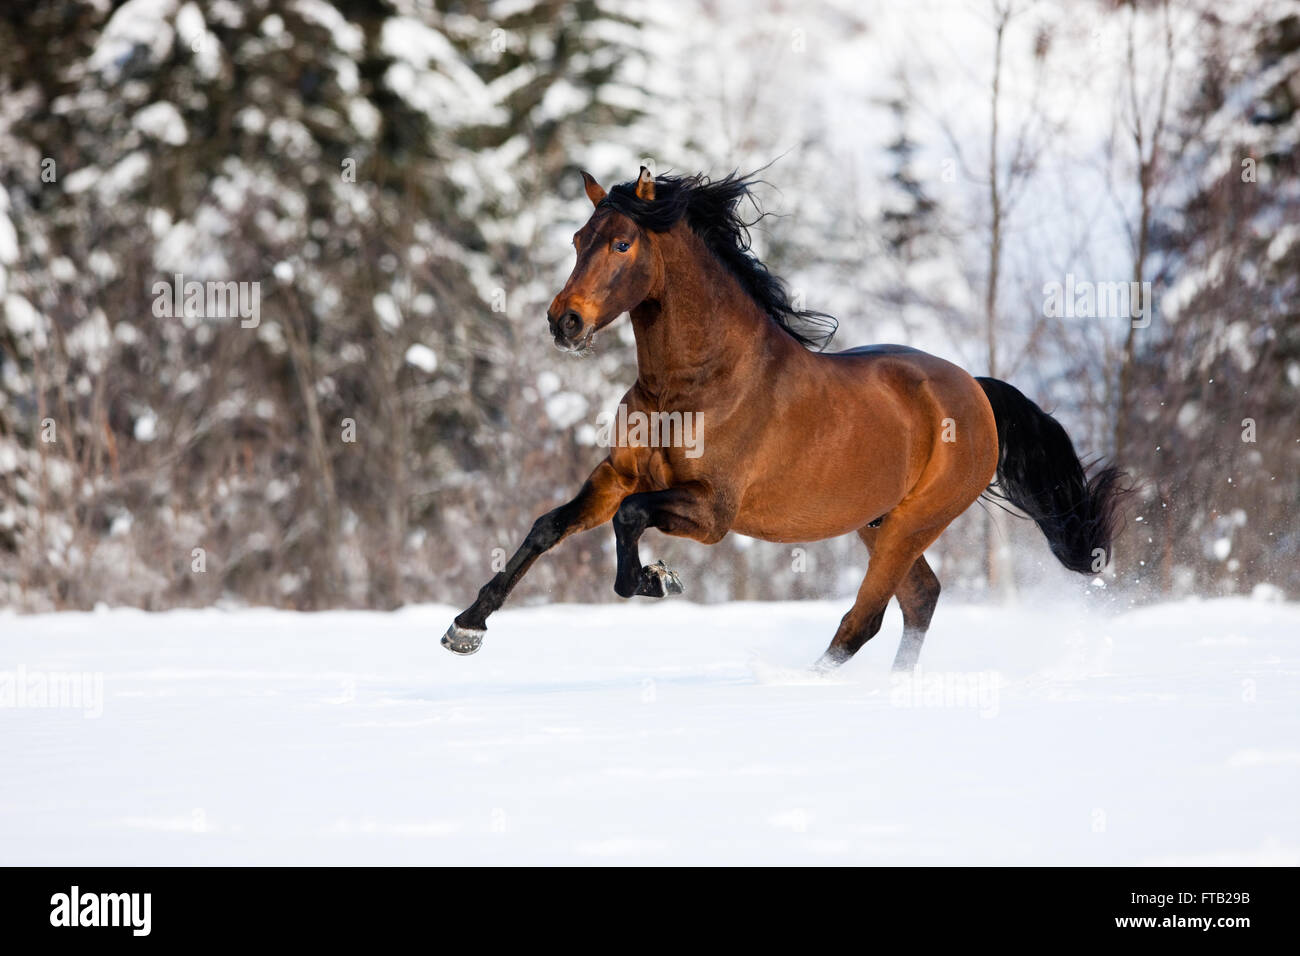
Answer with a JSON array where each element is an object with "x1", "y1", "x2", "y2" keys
[
  {"x1": 616, "y1": 402, "x2": 708, "y2": 489},
  {"x1": 643, "y1": 447, "x2": 694, "y2": 490}
]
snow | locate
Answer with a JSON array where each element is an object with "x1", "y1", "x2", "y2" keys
[
  {"x1": 89, "y1": 0, "x2": 178, "y2": 82},
  {"x1": 66, "y1": 310, "x2": 112, "y2": 373},
  {"x1": 403, "y1": 343, "x2": 437, "y2": 373},
  {"x1": 373, "y1": 292, "x2": 401, "y2": 330},
  {"x1": 380, "y1": 17, "x2": 501, "y2": 127},
  {"x1": 536, "y1": 370, "x2": 561, "y2": 396},
  {"x1": 4, "y1": 294, "x2": 46, "y2": 347},
  {"x1": 0, "y1": 192, "x2": 17, "y2": 265},
  {"x1": 2, "y1": 596, "x2": 1297, "y2": 865},
  {"x1": 545, "y1": 392, "x2": 589, "y2": 429},
  {"x1": 133, "y1": 410, "x2": 158, "y2": 442},
  {"x1": 132, "y1": 101, "x2": 188, "y2": 145},
  {"x1": 347, "y1": 97, "x2": 380, "y2": 140},
  {"x1": 292, "y1": 0, "x2": 364, "y2": 55},
  {"x1": 96, "y1": 152, "x2": 151, "y2": 202}
]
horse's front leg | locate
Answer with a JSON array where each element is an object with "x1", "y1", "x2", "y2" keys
[
  {"x1": 612, "y1": 484, "x2": 731, "y2": 598},
  {"x1": 443, "y1": 460, "x2": 634, "y2": 654}
]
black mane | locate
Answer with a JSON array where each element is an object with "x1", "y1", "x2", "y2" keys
[{"x1": 599, "y1": 172, "x2": 838, "y2": 351}]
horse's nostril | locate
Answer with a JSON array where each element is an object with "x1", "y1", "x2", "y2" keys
[{"x1": 560, "y1": 312, "x2": 583, "y2": 338}]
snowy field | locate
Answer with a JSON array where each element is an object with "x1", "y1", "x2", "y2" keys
[{"x1": 2, "y1": 595, "x2": 1297, "y2": 866}]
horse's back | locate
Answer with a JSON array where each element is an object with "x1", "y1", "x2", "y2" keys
[
  {"x1": 833, "y1": 343, "x2": 924, "y2": 357},
  {"x1": 824, "y1": 343, "x2": 978, "y2": 398}
]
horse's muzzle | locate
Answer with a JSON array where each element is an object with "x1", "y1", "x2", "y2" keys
[
  {"x1": 548, "y1": 309, "x2": 595, "y2": 353},
  {"x1": 550, "y1": 309, "x2": 584, "y2": 340}
]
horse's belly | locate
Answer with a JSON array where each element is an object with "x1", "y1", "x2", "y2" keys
[
  {"x1": 725, "y1": 415, "x2": 918, "y2": 541},
  {"x1": 730, "y1": 473, "x2": 897, "y2": 543},
  {"x1": 729, "y1": 511, "x2": 870, "y2": 544}
]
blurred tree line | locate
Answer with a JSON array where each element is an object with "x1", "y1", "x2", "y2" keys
[{"x1": 0, "y1": 0, "x2": 1295, "y2": 612}]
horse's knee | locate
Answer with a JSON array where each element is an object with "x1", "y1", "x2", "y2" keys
[
  {"x1": 528, "y1": 509, "x2": 565, "y2": 550},
  {"x1": 613, "y1": 497, "x2": 648, "y2": 536}
]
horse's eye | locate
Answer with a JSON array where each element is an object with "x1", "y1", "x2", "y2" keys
[{"x1": 614, "y1": 240, "x2": 631, "y2": 253}]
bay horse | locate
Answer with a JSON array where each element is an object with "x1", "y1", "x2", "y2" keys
[{"x1": 443, "y1": 168, "x2": 1125, "y2": 671}]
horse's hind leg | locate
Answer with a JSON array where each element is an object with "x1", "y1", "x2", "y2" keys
[
  {"x1": 814, "y1": 521, "x2": 943, "y2": 672},
  {"x1": 854, "y1": 526, "x2": 943, "y2": 670},
  {"x1": 890, "y1": 554, "x2": 940, "y2": 672}
]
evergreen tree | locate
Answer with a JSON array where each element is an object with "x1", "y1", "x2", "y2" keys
[{"x1": 1132, "y1": 9, "x2": 1300, "y2": 597}]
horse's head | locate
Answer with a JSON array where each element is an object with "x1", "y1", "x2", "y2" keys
[{"x1": 547, "y1": 167, "x2": 661, "y2": 355}]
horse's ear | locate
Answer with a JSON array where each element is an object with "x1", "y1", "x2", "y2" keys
[
  {"x1": 635, "y1": 166, "x2": 655, "y2": 201},
  {"x1": 580, "y1": 170, "x2": 606, "y2": 207}
]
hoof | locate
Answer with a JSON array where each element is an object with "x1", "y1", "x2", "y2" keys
[
  {"x1": 442, "y1": 623, "x2": 485, "y2": 656},
  {"x1": 812, "y1": 649, "x2": 849, "y2": 674},
  {"x1": 644, "y1": 560, "x2": 684, "y2": 596}
]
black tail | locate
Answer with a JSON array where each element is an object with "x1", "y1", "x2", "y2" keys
[{"x1": 976, "y1": 377, "x2": 1127, "y2": 574}]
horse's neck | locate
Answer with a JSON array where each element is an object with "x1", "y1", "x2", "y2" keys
[{"x1": 629, "y1": 230, "x2": 786, "y2": 402}]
